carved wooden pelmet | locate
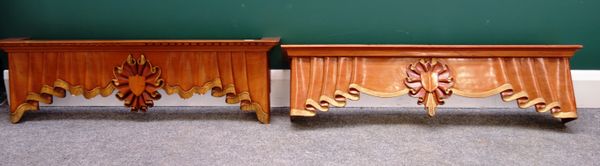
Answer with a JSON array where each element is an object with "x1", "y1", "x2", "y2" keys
[
  {"x1": 284, "y1": 45, "x2": 581, "y2": 122},
  {"x1": 1, "y1": 39, "x2": 278, "y2": 123}
]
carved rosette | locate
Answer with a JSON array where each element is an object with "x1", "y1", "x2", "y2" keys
[
  {"x1": 405, "y1": 59, "x2": 454, "y2": 117},
  {"x1": 113, "y1": 55, "x2": 164, "y2": 112}
]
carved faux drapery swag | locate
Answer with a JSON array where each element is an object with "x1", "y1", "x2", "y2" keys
[
  {"x1": 0, "y1": 39, "x2": 278, "y2": 123},
  {"x1": 283, "y1": 45, "x2": 581, "y2": 122}
]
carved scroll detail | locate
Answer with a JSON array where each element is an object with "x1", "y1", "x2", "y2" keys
[
  {"x1": 286, "y1": 45, "x2": 580, "y2": 121},
  {"x1": 162, "y1": 79, "x2": 267, "y2": 122},
  {"x1": 163, "y1": 79, "x2": 224, "y2": 99},
  {"x1": 452, "y1": 84, "x2": 574, "y2": 119},
  {"x1": 405, "y1": 59, "x2": 454, "y2": 117},
  {"x1": 3, "y1": 39, "x2": 278, "y2": 124},
  {"x1": 113, "y1": 55, "x2": 164, "y2": 112},
  {"x1": 11, "y1": 80, "x2": 115, "y2": 123},
  {"x1": 293, "y1": 83, "x2": 411, "y2": 117}
]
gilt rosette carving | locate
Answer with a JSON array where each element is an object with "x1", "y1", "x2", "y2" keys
[
  {"x1": 113, "y1": 55, "x2": 164, "y2": 112},
  {"x1": 405, "y1": 59, "x2": 454, "y2": 117}
]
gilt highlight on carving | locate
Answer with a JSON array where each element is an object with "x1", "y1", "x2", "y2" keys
[
  {"x1": 113, "y1": 54, "x2": 164, "y2": 112},
  {"x1": 0, "y1": 38, "x2": 278, "y2": 124}
]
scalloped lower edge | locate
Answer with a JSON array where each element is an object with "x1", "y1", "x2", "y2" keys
[
  {"x1": 162, "y1": 78, "x2": 269, "y2": 123},
  {"x1": 454, "y1": 83, "x2": 576, "y2": 119},
  {"x1": 11, "y1": 79, "x2": 116, "y2": 123},
  {"x1": 303, "y1": 84, "x2": 410, "y2": 113},
  {"x1": 11, "y1": 78, "x2": 270, "y2": 124},
  {"x1": 293, "y1": 83, "x2": 577, "y2": 120}
]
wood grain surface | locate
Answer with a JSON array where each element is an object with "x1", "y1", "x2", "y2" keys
[
  {"x1": 0, "y1": 38, "x2": 279, "y2": 123},
  {"x1": 283, "y1": 44, "x2": 582, "y2": 122}
]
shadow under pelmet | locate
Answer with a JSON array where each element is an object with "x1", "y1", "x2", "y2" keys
[
  {"x1": 7, "y1": 106, "x2": 573, "y2": 131},
  {"x1": 290, "y1": 107, "x2": 570, "y2": 132},
  {"x1": 16, "y1": 106, "x2": 260, "y2": 123}
]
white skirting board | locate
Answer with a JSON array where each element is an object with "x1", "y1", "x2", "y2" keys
[{"x1": 3, "y1": 69, "x2": 600, "y2": 108}]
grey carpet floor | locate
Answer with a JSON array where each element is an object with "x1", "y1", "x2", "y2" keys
[{"x1": 0, "y1": 105, "x2": 599, "y2": 166}]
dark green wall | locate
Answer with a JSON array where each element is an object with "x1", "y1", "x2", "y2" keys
[{"x1": 1, "y1": 0, "x2": 599, "y2": 70}]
